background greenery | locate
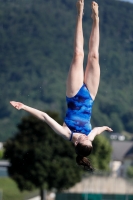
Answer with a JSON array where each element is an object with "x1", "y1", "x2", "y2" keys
[
  {"x1": 3, "y1": 113, "x2": 112, "y2": 199},
  {"x1": 4, "y1": 113, "x2": 83, "y2": 194},
  {"x1": 0, "y1": 177, "x2": 38, "y2": 200},
  {"x1": 0, "y1": 0, "x2": 133, "y2": 141},
  {"x1": 127, "y1": 166, "x2": 133, "y2": 178}
]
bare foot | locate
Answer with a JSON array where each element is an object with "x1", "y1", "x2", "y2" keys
[
  {"x1": 10, "y1": 101, "x2": 24, "y2": 110},
  {"x1": 91, "y1": 1, "x2": 99, "y2": 19},
  {"x1": 76, "y1": 0, "x2": 84, "y2": 16}
]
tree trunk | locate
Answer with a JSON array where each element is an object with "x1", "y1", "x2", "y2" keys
[{"x1": 40, "y1": 187, "x2": 47, "y2": 200}]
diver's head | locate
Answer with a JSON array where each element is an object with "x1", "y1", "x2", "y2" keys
[
  {"x1": 75, "y1": 134, "x2": 92, "y2": 156},
  {"x1": 75, "y1": 134, "x2": 93, "y2": 171}
]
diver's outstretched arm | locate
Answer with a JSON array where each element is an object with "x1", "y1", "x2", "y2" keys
[
  {"x1": 10, "y1": 101, "x2": 70, "y2": 140},
  {"x1": 88, "y1": 126, "x2": 113, "y2": 141}
]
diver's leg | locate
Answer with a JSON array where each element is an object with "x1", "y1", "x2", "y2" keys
[
  {"x1": 84, "y1": 1, "x2": 100, "y2": 100},
  {"x1": 66, "y1": 0, "x2": 84, "y2": 97}
]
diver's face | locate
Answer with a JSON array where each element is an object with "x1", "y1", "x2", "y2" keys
[{"x1": 75, "y1": 134, "x2": 92, "y2": 146}]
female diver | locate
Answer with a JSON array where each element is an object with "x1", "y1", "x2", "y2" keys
[{"x1": 10, "y1": 0, "x2": 113, "y2": 171}]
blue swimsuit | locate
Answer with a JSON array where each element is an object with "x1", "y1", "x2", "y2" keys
[{"x1": 64, "y1": 84, "x2": 94, "y2": 140}]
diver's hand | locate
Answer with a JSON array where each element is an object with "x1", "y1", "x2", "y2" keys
[
  {"x1": 88, "y1": 126, "x2": 113, "y2": 141},
  {"x1": 103, "y1": 126, "x2": 113, "y2": 132},
  {"x1": 10, "y1": 101, "x2": 24, "y2": 110}
]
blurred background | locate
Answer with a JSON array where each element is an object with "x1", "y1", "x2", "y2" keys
[{"x1": 0, "y1": 0, "x2": 133, "y2": 199}]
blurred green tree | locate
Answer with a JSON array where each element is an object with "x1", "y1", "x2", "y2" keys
[
  {"x1": 4, "y1": 112, "x2": 82, "y2": 200},
  {"x1": 4, "y1": 111, "x2": 112, "y2": 198},
  {"x1": 90, "y1": 134, "x2": 112, "y2": 171},
  {"x1": 1, "y1": 0, "x2": 133, "y2": 140},
  {"x1": 127, "y1": 166, "x2": 133, "y2": 178},
  {"x1": 0, "y1": 149, "x2": 4, "y2": 160},
  {"x1": 110, "y1": 113, "x2": 124, "y2": 132}
]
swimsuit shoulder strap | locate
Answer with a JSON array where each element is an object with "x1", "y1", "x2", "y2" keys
[{"x1": 69, "y1": 132, "x2": 74, "y2": 141}]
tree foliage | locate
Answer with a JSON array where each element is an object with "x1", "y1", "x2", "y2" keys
[
  {"x1": 89, "y1": 135, "x2": 112, "y2": 171},
  {"x1": 127, "y1": 166, "x2": 133, "y2": 178},
  {"x1": 1, "y1": 0, "x2": 133, "y2": 141},
  {"x1": 4, "y1": 111, "x2": 112, "y2": 198},
  {"x1": 4, "y1": 112, "x2": 82, "y2": 193}
]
